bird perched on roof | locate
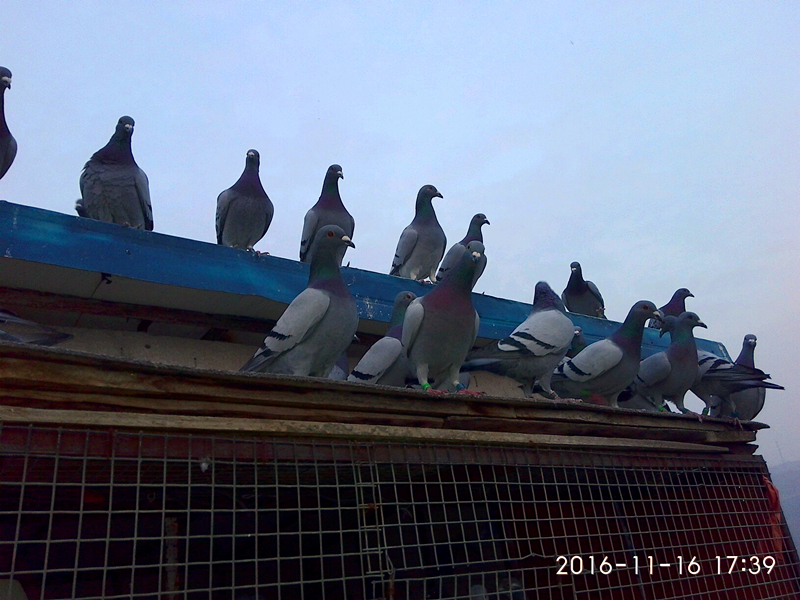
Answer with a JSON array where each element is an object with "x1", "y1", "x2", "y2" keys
[
  {"x1": 241, "y1": 225, "x2": 357, "y2": 376},
  {"x1": 0, "y1": 67, "x2": 16, "y2": 181},
  {"x1": 348, "y1": 291, "x2": 417, "y2": 387},
  {"x1": 299, "y1": 164, "x2": 354, "y2": 266},
  {"x1": 691, "y1": 334, "x2": 783, "y2": 418},
  {"x1": 628, "y1": 312, "x2": 707, "y2": 413},
  {"x1": 0, "y1": 310, "x2": 73, "y2": 346},
  {"x1": 561, "y1": 262, "x2": 606, "y2": 318},
  {"x1": 461, "y1": 281, "x2": 574, "y2": 397},
  {"x1": 390, "y1": 185, "x2": 446, "y2": 282},
  {"x1": 723, "y1": 334, "x2": 768, "y2": 421},
  {"x1": 552, "y1": 301, "x2": 660, "y2": 406},
  {"x1": 77, "y1": 116, "x2": 153, "y2": 230},
  {"x1": 216, "y1": 149, "x2": 274, "y2": 251},
  {"x1": 567, "y1": 326, "x2": 588, "y2": 358},
  {"x1": 648, "y1": 288, "x2": 693, "y2": 329},
  {"x1": 436, "y1": 213, "x2": 490, "y2": 283},
  {"x1": 403, "y1": 242, "x2": 483, "y2": 392}
]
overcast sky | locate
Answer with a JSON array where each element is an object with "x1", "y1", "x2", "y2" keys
[{"x1": 3, "y1": 1, "x2": 798, "y2": 465}]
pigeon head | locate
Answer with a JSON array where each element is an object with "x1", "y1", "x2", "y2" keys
[
  {"x1": 744, "y1": 334, "x2": 757, "y2": 347},
  {"x1": 532, "y1": 281, "x2": 564, "y2": 312},
  {"x1": 466, "y1": 240, "x2": 484, "y2": 261},
  {"x1": 617, "y1": 301, "x2": 659, "y2": 338},
  {"x1": 316, "y1": 224, "x2": 355, "y2": 249},
  {"x1": 245, "y1": 149, "x2": 260, "y2": 170},
  {"x1": 676, "y1": 311, "x2": 707, "y2": 331},
  {"x1": 736, "y1": 334, "x2": 758, "y2": 367},
  {"x1": 674, "y1": 288, "x2": 693, "y2": 300},
  {"x1": 389, "y1": 290, "x2": 417, "y2": 328},
  {"x1": 115, "y1": 116, "x2": 135, "y2": 138},
  {"x1": 0, "y1": 67, "x2": 11, "y2": 91},
  {"x1": 570, "y1": 261, "x2": 581, "y2": 273},
  {"x1": 308, "y1": 225, "x2": 355, "y2": 285},
  {"x1": 658, "y1": 315, "x2": 678, "y2": 337},
  {"x1": 319, "y1": 164, "x2": 344, "y2": 202},
  {"x1": 461, "y1": 213, "x2": 490, "y2": 244}
]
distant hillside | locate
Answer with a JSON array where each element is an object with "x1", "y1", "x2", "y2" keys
[{"x1": 769, "y1": 460, "x2": 800, "y2": 544}]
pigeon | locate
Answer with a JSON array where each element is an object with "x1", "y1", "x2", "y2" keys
[
  {"x1": 240, "y1": 225, "x2": 358, "y2": 376},
  {"x1": 689, "y1": 341, "x2": 783, "y2": 416},
  {"x1": 390, "y1": 185, "x2": 446, "y2": 282},
  {"x1": 327, "y1": 350, "x2": 351, "y2": 381},
  {"x1": 648, "y1": 288, "x2": 693, "y2": 329},
  {"x1": 552, "y1": 301, "x2": 660, "y2": 406},
  {"x1": 78, "y1": 116, "x2": 153, "y2": 230},
  {"x1": 628, "y1": 312, "x2": 707, "y2": 413},
  {"x1": 436, "y1": 213, "x2": 490, "y2": 281},
  {"x1": 0, "y1": 310, "x2": 73, "y2": 346},
  {"x1": 567, "y1": 326, "x2": 588, "y2": 358},
  {"x1": 0, "y1": 67, "x2": 16, "y2": 181},
  {"x1": 724, "y1": 335, "x2": 767, "y2": 420},
  {"x1": 216, "y1": 149, "x2": 274, "y2": 251},
  {"x1": 402, "y1": 242, "x2": 483, "y2": 392},
  {"x1": 561, "y1": 262, "x2": 606, "y2": 318},
  {"x1": 299, "y1": 164, "x2": 354, "y2": 266},
  {"x1": 461, "y1": 281, "x2": 574, "y2": 397},
  {"x1": 347, "y1": 291, "x2": 417, "y2": 387}
]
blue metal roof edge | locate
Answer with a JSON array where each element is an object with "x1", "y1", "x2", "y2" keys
[{"x1": 0, "y1": 201, "x2": 729, "y2": 358}]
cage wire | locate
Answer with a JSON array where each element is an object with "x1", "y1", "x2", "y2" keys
[{"x1": 0, "y1": 424, "x2": 798, "y2": 600}]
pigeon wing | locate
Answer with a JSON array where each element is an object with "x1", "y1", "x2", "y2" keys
[
  {"x1": 134, "y1": 167, "x2": 153, "y2": 231},
  {"x1": 390, "y1": 227, "x2": 418, "y2": 275},
  {"x1": 401, "y1": 299, "x2": 425, "y2": 352},
  {"x1": 558, "y1": 339, "x2": 623, "y2": 382},
  {"x1": 241, "y1": 288, "x2": 330, "y2": 372},
  {"x1": 348, "y1": 337, "x2": 404, "y2": 384},
  {"x1": 636, "y1": 352, "x2": 672, "y2": 388},
  {"x1": 299, "y1": 209, "x2": 319, "y2": 262},
  {"x1": 215, "y1": 189, "x2": 234, "y2": 245}
]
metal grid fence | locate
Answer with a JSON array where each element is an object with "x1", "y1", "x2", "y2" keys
[{"x1": 0, "y1": 424, "x2": 798, "y2": 600}]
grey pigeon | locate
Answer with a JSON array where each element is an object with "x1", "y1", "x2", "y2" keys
[
  {"x1": 689, "y1": 345, "x2": 783, "y2": 416},
  {"x1": 347, "y1": 291, "x2": 417, "y2": 387},
  {"x1": 402, "y1": 242, "x2": 483, "y2": 392},
  {"x1": 628, "y1": 312, "x2": 707, "y2": 413},
  {"x1": 299, "y1": 164, "x2": 354, "y2": 266},
  {"x1": 648, "y1": 287, "x2": 693, "y2": 329},
  {"x1": 552, "y1": 301, "x2": 660, "y2": 406},
  {"x1": 241, "y1": 225, "x2": 358, "y2": 376},
  {"x1": 78, "y1": 116, "x2": 153, "y2": 230},
  {"x1": 0, "y1": 67, "x2": 16, "y2": 181},
  {"x1": 0, "y1": 310, "x2": 73, "y2": 346},
  {"x1": 216, "y1": 149, "x2": 274, "y2": 250},
  {"x1": 723, "y1": 334, "x2": 767, "y2": 420},
  {"x1": 436, "y1": 213, "x2": 489, "y2": 282},
  {"x1": 567, "y1": 326, "x2": 588, "y2": 358},
  {"x1": 390, "y1": 185, "x2": 446, "y2": 282},
  {"x1": 561, "y1": 262, "x2": 606, "y2": 318},
  {"x1": 461, "y1": 281, "x2": 573, "y2": 397}
]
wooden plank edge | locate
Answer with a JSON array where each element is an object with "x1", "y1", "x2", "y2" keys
[{"x1": 0, "y1": 406, "x2": 728, "y2": 454}]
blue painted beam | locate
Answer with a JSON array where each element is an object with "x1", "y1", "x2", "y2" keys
[{"x1": 0, "y1": 201, "x2": 729, "y2": 359}]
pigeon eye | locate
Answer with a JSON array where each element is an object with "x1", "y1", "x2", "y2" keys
[{"x1": 326, "y1": 230, "x2": 335, "y2": 238}]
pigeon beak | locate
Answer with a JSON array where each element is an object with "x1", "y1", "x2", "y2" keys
[
  {"x1": 688, "y1": 292, "x2": 694, "y2": 297},
  {"x1": 653, "y1": 309, "x2": 665, "y2": 320},
  {"x1": 247, "y1": 152, "x2": 255, "y2": 158},
  {"x1": 471, "y1": 251, "x2": 481, "y2": 260},
  {"x1": 2, "y1": 77, "x2": 10, "y2": 89},
  {"x1": 571, "y1": 267, "x2": 577, "y2": 272},
  {"x1": 125, "y1": 124, "x2": 133, "y2": 133},
  {"x1": 337, "y1": 171, "x2": 344, "y2": 180},
  {"x1": 434, "y1": 192, "x2": 443, "y2": 199},
  {"x1": 484, "y1": 219, "x2": 490, "y2": 225},
  {"x1": 697, "y1": 320, "x2": 707, "y2": 329},
  {"x1": 342, "y1": 236, "x2": 355, "y2": 248}
]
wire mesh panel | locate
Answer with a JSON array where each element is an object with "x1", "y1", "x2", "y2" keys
[{"x1": 0, "y1": 424, "x2": 798, "y2": 600}]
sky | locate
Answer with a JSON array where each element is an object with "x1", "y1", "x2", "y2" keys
[{"x1": 2, "y1": 1, "x2": 799, "y2": 465}]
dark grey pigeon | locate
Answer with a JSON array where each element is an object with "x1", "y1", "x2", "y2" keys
[
  {"x1": 348, "y1": 291, "x2": 417, "y2": 387},
  {"x1": 216, "y1": 149, "x2": 274, "y2": 251},
  {"x1": 629, "y1": 312, "x2": 707, "y2": 413},
  {"x1": 0, "y1": 310, "x2": 73, "y2": 346},
  {"x1": 78, "y1": 116, "x2": 153, "y2": 230},
  {"x1": 436, "y1": 213, "x2": 489, "y2": 282},
  {"x1": 689, "y1": 340, "x2": 783, "y2": 416},
  {"x1": 390, "y1": 185, "x2": 447, "y2": 282},
  {"x1": 724, "y1": 334, "x2": 767, "y2": 420},
  {"x1": 0, "y1": 67, "x2": 17, "y2": 181},
  {"x1": 299, "y1": 164, "x2": 354, "y2": 266},
  {"x1": 241, "y1": 225, "x2": 357, "y2": 376},
  {"x1": 403, "y1": 242, "x2": 483, "y2": 392},
  {"x1": 648, "y1": 288, "x2": 693, "y2": 329},
  {"x1": 567, "y1": 326, "x2": 588, "y2": 358},
  {"x1": 561, "y1": 262, "x2": 606, "y2": 318},
  {"x1": 461, "y1": 281, "x2": 573, "y2": 397},
  {"x1": 552, "y1": 301, "x2": 660, "y2": 406}
]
